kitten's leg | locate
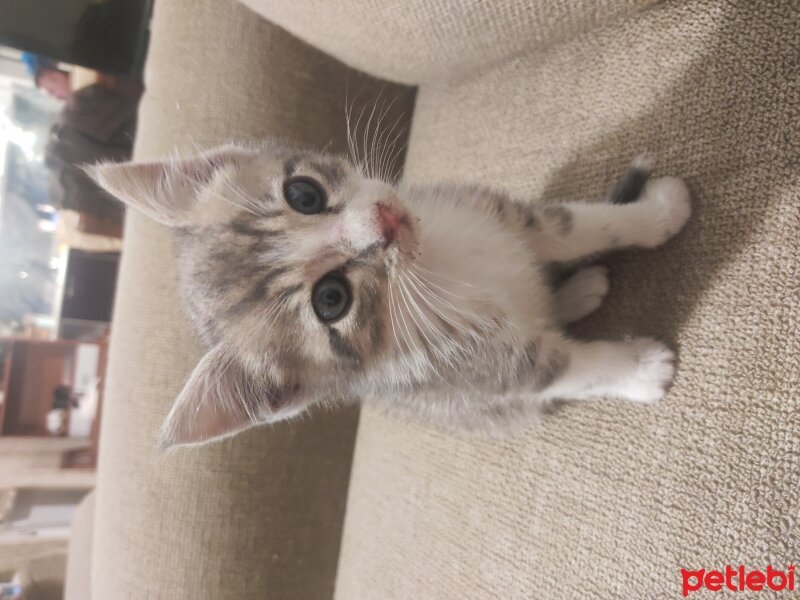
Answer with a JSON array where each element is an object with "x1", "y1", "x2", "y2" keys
[
  {"x1": 526, "y1": 333, "x2": 675, "y2": 404},
  {"x1": 521, "y1": 177, "x2": 690, "y2": 263},
  {"x1": 554, "y1": 265, "x2": 609, "y2": 324}
]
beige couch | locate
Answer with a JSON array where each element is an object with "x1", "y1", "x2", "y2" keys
[{"x1": 66, "y1": 1, "x2": 799, "y2": 598}]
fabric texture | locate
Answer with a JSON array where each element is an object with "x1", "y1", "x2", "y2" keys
[
  {"x1": 239, "y1": 0, "x2": 658, "y2": 84},
  {"x1": 84, "y1": 0, "x2": 798, "y2": 598},
  {"x1": 332, "y1": 2, "x2": 799, "y2": 599},
  {"x1": 64, "y1": 491, "x2": 93, "y2": 600},
  {"x1": 90, "y1": 1, "x2": 410, "y2": 598}
]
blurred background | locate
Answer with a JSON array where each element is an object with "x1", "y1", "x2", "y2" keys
[{"x1": 0, "y1": 2, "x2": 151, "y2": 597}]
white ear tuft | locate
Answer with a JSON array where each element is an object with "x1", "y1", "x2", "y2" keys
[{"x1": 84, "y1": 144, "x2": 255, "y2": 227}]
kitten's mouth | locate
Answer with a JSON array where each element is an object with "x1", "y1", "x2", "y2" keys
[{"x1": 376, "y1": 202, "x2": 413, "y2": 249}]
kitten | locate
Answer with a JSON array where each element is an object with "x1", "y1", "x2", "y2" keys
[{"x1": 88, "y1": 143, "x2": 690, "y2": 448}]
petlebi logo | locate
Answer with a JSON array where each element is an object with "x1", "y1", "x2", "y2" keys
[{"x1": 681, "y1": 564, "x2": 796, "y2": 596}]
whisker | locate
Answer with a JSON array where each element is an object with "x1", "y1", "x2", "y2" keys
[
  {"x1": 381, "y1": 120, "x2": 408, "y2": 183},
  {"x1": 405, "y1": 273, "x2": 481, "y2": 352},
  {"x1": 399, "y1": 274, "x2": 449, "y2": 364},
  {"x1": 345, "y1": 85, "x2": 363, "y2": 171},
  {"x1": 405, "y1": 268, "x2": 482, "y2": 325},
  {"x1": 372, "y1": 95, "x2": 403, "y2": 181},
  {"x1": 400, "y1": 273, "x2": 460, "y2": 369},
  {"x1": 222, "y1": 179, "x2": 268, "y2": 214},
  {"x1": 351, "y1": 101, "x2": 370, "y2": 176},
  {"x1": 387, "y1": 275, "x2": 405, "y2": 353},
  {"x1": 368, "y1": 96, "x2": 389, "y2": 180},
  {"x1": 412, "y1": 262, "x2": 478, "y2": 288},
  {"x1": 403, "y1": 267, "x2": 497, "y2": 358},
  {"x1": 397, "y1": 275, "x2": 450, "y2": 383},
  {"x1": 374, "y1": 102, "x2": 407, "y2": 182},
  {"x1": 204, "y1": 187, "x2": 262, "y2": 217},
  {"x1": 361, "y1": 98, "x2": 381, "y2": 178},
  {"x1": 393, "y1": 275, "x2": 421, "y2": 358}
]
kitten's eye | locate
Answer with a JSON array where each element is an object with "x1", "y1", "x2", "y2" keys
[
  {"x1": 312, "y1": 273, "x2": 352, "y2": 322},
  {"x1": 284, "y1": 177, "x2": 326, "y2": 214}
]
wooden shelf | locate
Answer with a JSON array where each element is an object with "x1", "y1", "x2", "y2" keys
[{"x1": 0, "y1": 337, "x2": 85, "y2": 436}]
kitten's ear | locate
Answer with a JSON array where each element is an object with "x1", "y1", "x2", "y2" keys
[
  {"x1": 160, "y1": 344, "x2": 298, "y2": 450},
  {"x1": 85, "y1": 144, "x2": 255, "y2": 227}
]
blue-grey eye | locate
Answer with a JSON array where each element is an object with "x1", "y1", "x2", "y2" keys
[
  {"x1": 284, "y1": 177, "x2": 326, "y2": 214},
  {"x1": 312, "y1": 273, "x2": 351, "y2": 322}
]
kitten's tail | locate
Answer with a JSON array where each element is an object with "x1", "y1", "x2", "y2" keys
[{"x1": 609, "y1": 156, "x2": 653, "y2": 204}]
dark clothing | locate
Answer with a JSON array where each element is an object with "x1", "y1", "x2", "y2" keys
[{"x1": 46, "y1": 81, "x2": 141, "y2": 223}]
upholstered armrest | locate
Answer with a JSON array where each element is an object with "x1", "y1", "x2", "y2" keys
[{"x1": 90, "y1": 1, "x2": 411, "y2": 597}]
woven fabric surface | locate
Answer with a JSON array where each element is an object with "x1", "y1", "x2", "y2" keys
[
  {"x1": 64, "y1": 492, "x2": 94, "y2": 600},
  {"x1": 239, "y1": 0, "x2": 657, "y2": 85},
  {"x1": 334, "y1": 1, "x2": 799, "y2": 598},
  {"x1": 90, "y1": 0, "x2": 410, "y2": 597}
]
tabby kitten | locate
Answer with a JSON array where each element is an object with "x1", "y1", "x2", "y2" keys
[{"x1": 89, "y1": 143, "x2": 690, "y2": 448}]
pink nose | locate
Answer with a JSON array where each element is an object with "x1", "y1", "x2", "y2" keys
[{"x1": 376, "y1": 203, "x2": 404, "y2": 244}]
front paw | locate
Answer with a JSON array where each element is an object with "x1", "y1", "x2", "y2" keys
[
  {"x1": 555, "y1": 265, "x2": 610, "y2": 324},
  {"x1": 621, "y1": 338, "x2": 676, "y2": 403},
  {"x1": 638, "y1": 176, "x2": 691, "y2": 247}
]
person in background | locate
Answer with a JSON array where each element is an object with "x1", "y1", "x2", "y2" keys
[
  {"x1": 22, "y1": 52, "x2": 143, "y2": 236},
  {"x1": 21, "y1": 54, "x2": 72, "y2": 100}
]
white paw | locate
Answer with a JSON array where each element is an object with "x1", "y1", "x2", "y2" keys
[
  {"x1": 639, "y1": 176, "x2": 691, "y2": 247},
  {"x1": 556, "y1": 266, "x2": 610, "y2": 323},
  {"x1": 620, "y1": 338, "x2": 676, "y2": 403}
]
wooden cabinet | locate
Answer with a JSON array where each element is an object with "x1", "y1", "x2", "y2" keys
[
  {"x1": 1, "y1": 338, "x2": 79, "y2": 436},
  {"x1": 0, "y1": 338, "x2": 106, "y2": 466}
]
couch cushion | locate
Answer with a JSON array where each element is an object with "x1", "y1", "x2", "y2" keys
[
  {"x1": 64, "y1": 491, "x2": 94, "y2": 600},
  {"x1": 91, "y1": 1, "x2": 410, "y2": 598},
  {"x1": 239, "y1": 0, "x2": 657, "y2": 84},
  {"x1": 335, "y1": 1, "x2": 799, "y2": 598}
]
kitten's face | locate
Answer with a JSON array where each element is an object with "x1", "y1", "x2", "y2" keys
[
  {"x1": 183, "y1": 147, "x2": 417, "y2": 382},
  {"x1": 90, "y1": 143, "x2": 417, "y2": 447}
]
